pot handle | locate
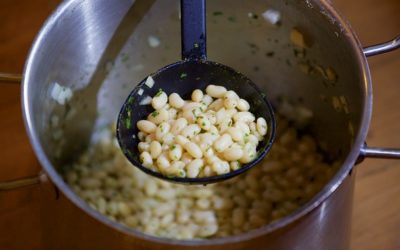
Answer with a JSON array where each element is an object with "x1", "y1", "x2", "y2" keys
[
  {"x1": 0, "y1": 72, "x2": 22, "y2": 83},
  {"x1": 0, "y1": 174, "x2": 43, "y2": 191},
  {"x1": 363, "y1": 36, "x2": 400, "y2": 57},
  {"x1": 360, "y1": 36, "x2": 400, "y2": 159},
  {"x1": 0, "y1": 72, "x2": 43, "y2": 191}
]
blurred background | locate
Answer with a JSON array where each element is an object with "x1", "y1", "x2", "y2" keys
[{"x1": 0, "y1": 0, "x2": 399, "y2": 249}]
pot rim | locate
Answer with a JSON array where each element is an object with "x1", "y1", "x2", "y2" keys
[{"x1": 22, "y1": 0, "x2": 372, "y2": 246}]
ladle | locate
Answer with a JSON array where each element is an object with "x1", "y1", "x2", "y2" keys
[{"x1": 117, "y1": 0, "x2": 276, "y2": 184}]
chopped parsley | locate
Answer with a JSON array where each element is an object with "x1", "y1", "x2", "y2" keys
[
  {"x1": 228, "y1": 16, "x2": 236, "y2": 22},
  {"x1": 266, "y1": 51, "x2": 275, "y2": 57},
  {"x1": 121, "y1": 53, "x2": 129, "y2": 62},
  {"x1": 180, "y1": 72, "x2": 187, "y2": 79},
  {"x1": 154, "y1": 89, "x2": 163, "y2": 97},
  {"x1": 151, "y1": 111, "x2": 159, "y2": 117},
  {"x1": 125, "y1": 118, "x2": 131, "y2": 129},
  {"x1": 213, "y1": 11, "x2": 223, "y2": 16}
]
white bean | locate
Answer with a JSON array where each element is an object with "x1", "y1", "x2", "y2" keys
[
  {"x1": 156, "y1": 154, "x2": 170, "y2": 171},
  {"x1": 235, "y1": 122, "x2": 250, "y2": 135},
  {"x1": 162, "y1": 133, "x2": 175, "y2": 145},
  {"x1": 208, "y1": 99, "x2": 224, "y2": 111},
  {"x1": 202, "y1": 94, "x2": 213, "y2": 106},
  {"x1": 140, "y1": 151, "x2": 153, "y2": 167},
  {"x1": 151, "y1": 91, "x2": 168, "y2": 110},
  {"x1": 138, "y1": 142, "x2": 150, "y2": 152},
  {"x1": 223, "y1": 147, "x2": 244, "y2": 161},
  {"x1": 200, "y1": 133, "x2": 218, "y2": 146},
  {"x1": 137, "y1": 120, "x2": 156, "y2": 133},
  {"x1": 165, "y1": 161, "x2": 185, "y2": 177},
  {"x1": 202, "y1": 166, "x2": 213, "y2": 177},
  {"x1": 257, "y1": 117, "x2": 268, "y2": 136},
  {"x1": 205, "y1": 110, "x2": 217, "y2": 124},
  {"x1": 237, "y1": 99, "x2": 250, "y2": 111},
  {"x1": 147, "y1": 109, "x2": 169, "y2": 124},
  {"x1": 150, "y1": 141, "x2": 162, "y2": 159},
  {"x1": 197, "y1": 116, "x2": 211, "y2": 130},
  {"x1": 171, "y1": 118, "x2": 188, "y2": 135},
  {"x1": 216, "y1": 108, "x2": 227, "y2": 125},
  {"x1": 181, "y1": 152, "x2": 193, "y2": 165},
  {"x1": 155, "y1": 122, "x2": 170, "y2": 141},
  {"x1": 168, "y1": 108, "x2": 177, "y2": 119},
  {"x1": 180, "y1": 124, "x2": 201, "y2": 139},
  {"x1": 138, "y1": 131, "x2": 146, "y2": 141},
  {"x1": 191, "y1": 89, "x2": 204, "y2": 102},
  {"x1": 230, "y1": 161, "x2": 241, "y2": 171},
  {"x1": 233, "y1": 112, "x2": 255, "y2": 123},
  {"x1": 206, "y1": 85, "x2": 227, "y2": 98},
  {"x1": 213, "y1": 134, "x2": 233, "y2": 152},
  {"x1": 211, "y1": 160, "x2": 230, "y2": 175},
  {"x1": 240, "y1": 143, "x2": 257, "y2": 164},
  {"x1": 226, "y1": 127, "x2": 243, "y2": 142},
  {"x1": 186, "y1": 159, "x2": 204, "y2": 178},
  {"x1": 175, "y1": 135, "x2": 190, "y2": 147},
  {"x1": 223, "y1": 91, "x2": 239, "y2": 109},
  {"x1": 169, "y1": 93, "x2": 185, "y2": 108},
  {"x1": 169, "y1": 144, "x2": 183, "y2": 161},
  {"x1": 219, "y1": 118, "x2": 233, "y2": 133},
  {"x1": 184, "y1": 142, "x2": 203, "y2": 159}
]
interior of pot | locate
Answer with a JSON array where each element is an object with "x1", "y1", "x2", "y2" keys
[{"x1": 24, "y1": 0, "x2": 366, "y2": 239}]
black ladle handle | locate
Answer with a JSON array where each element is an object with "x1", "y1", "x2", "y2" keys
[{"x1": 181, "y1": 0, "x2": 207, "y2": 60}]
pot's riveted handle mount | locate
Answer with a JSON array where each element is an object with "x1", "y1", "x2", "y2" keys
[
  {"x1": 360, "y1": 36, "x2": 400, "y2": 160},
  {"x1": 0, "y1": 72, "x2": 22, "y2": 83}
]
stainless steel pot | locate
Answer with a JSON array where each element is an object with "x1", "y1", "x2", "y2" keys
[{"x1": 1, "y1": 0, "x2": 400, "y2": 249}]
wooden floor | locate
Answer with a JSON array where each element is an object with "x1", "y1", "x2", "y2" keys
[{"x1": 0, "y1": 0, "x2": 399, "y2": 249}]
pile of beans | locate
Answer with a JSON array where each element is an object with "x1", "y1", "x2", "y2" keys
[
  {"x1": 64, "y1": 115, "x2": 338, "y2": 239},
  {"x1": 137, "y1": 85, "x2": 267, "y2": 178}
]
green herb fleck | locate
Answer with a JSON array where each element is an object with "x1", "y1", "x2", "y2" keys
[
  {"x1": 151, "y1": 111, "x2": 159, "y2": 117},
  {"x1": 170, "y1": 145, "x2": 176, "y2": 150},
  {"x1": 180, "y1": 72, "x2": 187, "y2": 79},
  {"x1": 228, "y1": 120, "x2": 232, "y2": 127},
  {"x1": 125, "y1": 118, "x2": 131, "y2": 129},
  {"x1": 121, "y1": 53, "x2": 129, "y2": 62},
  {"x1": 228, "y1": 16, "x2": 236, "y2": 22},
  {"x1": 128, "y1": 96, "x2": 135, "y2": 104},
  {"x1": 192, "y1": 109, "x2": 197, "y2": 117},
  {"x1": 202, "y1": 122, "x2": 206, "y2": 126},
  {"x1": 213, "y1": 11, "x2": 223, "y2": 16},
  {"x1": 266, "y1": 51, "x2": 275, "y2": 57},
  {"x1": 178, "y1": 170, "x2": 186, "y2": 177},
  {"x1": 155, "y1": 89, "x2": 163, "y2": 97}
]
